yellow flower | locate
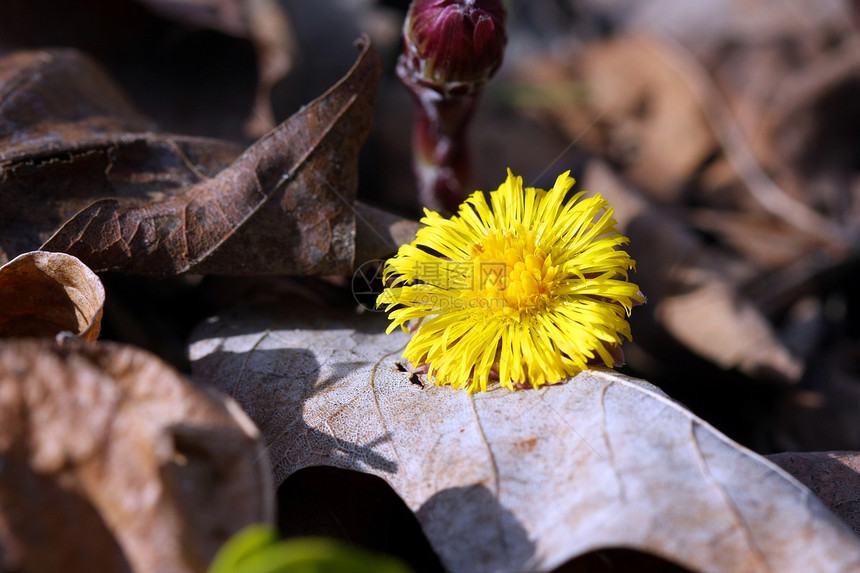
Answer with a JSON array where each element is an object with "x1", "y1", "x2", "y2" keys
[{"x1": 377, "y1": 169, "x2": 644, "y2": 393}]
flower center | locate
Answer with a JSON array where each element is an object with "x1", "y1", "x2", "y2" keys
[{"x1": 468, "y1": 229, "x2": 558, "y2": 315}]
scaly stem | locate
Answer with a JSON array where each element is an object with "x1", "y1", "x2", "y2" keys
[{"x1": 399, "y1": 58, "x2": 479, "y2": 213}]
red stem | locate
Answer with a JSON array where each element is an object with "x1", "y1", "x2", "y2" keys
[{"x1": 398, "y1": 56, "x2": 480, "y2": 214}]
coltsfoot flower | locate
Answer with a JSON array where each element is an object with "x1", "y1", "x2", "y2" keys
[{"x1": 377, "y1": 169, "x2": 644, "y2": 393}]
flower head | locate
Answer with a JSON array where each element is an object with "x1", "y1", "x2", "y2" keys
[
  {"x1": 377, "y1": 169, "x2": 644, "y2": 393},
  {"x1": 401, "y1": 0, "x2": 507, "y2": 95}
]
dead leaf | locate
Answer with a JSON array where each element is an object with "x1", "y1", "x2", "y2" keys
[
  {"x1": 0, "y1": 251, "x2": 104, "y2": 341},
  {"x1": 353, "y1": 202, "x2": 423, "y2": 269},
  {"x1": 40, "y1": 39, "x2": 379, "y2": 276},
  {"x1": 768, "y1": 451, "x2": 860, "y2": 537},
  {"x1": 0, "y1": 339, "x2": 273, "y2": 573},
  {"x1": 0, "y1": 48, "x2": 241, "y2": 266},
  {"x1": 0, "y1": 38, "x2": 380, "y2": 276},
  {"x1": 189, "y1": 300, "x2": 860, "y2": 573}
]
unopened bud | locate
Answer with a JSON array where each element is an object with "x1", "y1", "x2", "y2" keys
[{"x1": 401, "y1": 0, "x2": 507, "y2": 95}]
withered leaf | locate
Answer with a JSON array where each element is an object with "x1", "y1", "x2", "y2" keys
[
  {"x1": 189, "y1": 300, "x2": 860, "y2": 573},
  {"x1": 0, "y1": 339, "x2": 273, "y2": 573},
  {"x1": 0, "y1": 49, "x2": 242, "y2": 266},
  {"x1": 353, "y1": 202, "x2": 423, "y2": 269},
  {"x1": 768, "y1": 451, "x2": 860, "y2": 536},
  {"x1": 0, "y1": 251, "x2": 104, "y2": 341},
  {"x1": 0, "y1": 38, "x2": 380, "y2": 276},
  {"x1": 41, "y1": 38, "x2": 379, "y2": 276}
]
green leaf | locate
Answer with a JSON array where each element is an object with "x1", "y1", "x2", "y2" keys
[
  {"x1": 209, "y1": 525, "x2": 279, "y2": 573},
  {"x1": 209, "y1": 525, "x2": 413, "y2": 573}
]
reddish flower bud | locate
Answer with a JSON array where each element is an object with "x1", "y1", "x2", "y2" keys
[{"x1": 402, "y1": 0, "x2": 507, "y2": 95}]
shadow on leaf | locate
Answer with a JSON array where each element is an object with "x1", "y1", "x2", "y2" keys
[
  {"x1": 417, "y1": 484, "x2": 536, "y2": 573},
  {"x1": 193, "y1": 346, "x2": 398, "y2": 477}
]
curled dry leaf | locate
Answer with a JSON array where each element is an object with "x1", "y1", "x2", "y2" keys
[
  {"x1": 41, "y1": 38, "x2": 379, "y2": 276},
  {"x1": 768, "y1": 451, "x2": 860, "y2": 536},
  {"x1": 189, "y1": 301, "x2": 860, "y2": 573},
  {"x1": 0, "y1": 48, "x2": 239, "y2": 266},
  {"x1": 0, "y1": 339, "x2": 273, "y2": 573},
  {"x1": 0, "y1": 251, "x2": 104, "y2": 341},
  {"x1": 0, "y1": 38, "x2": 381, "y2": 276}
]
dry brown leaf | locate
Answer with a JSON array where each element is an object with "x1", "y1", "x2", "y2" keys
[
  {"x1": 0, "y1": 39, "x2": 380, "y2": 276},
  {"x1": 768, "y1": 451, "x2": 860, "y2": 536},
  {"x1": 40, "y1": 38, "x2": 379, "y2": 276},
  {"x1": 0, "y1": 49, "x2": 239, "y2": 266},
  {"x1": 188, "y1": 301, "x2": 860, "y2": 573},
  {"x1": 353, "y1": 202, "x2": 423, "y2": 269},
  {"x1": 0, "y1": 251, "x2": 104, "y2": 341},
  {"x1": 0, "y1": 339, "x2": 273, "y2": 573}
]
